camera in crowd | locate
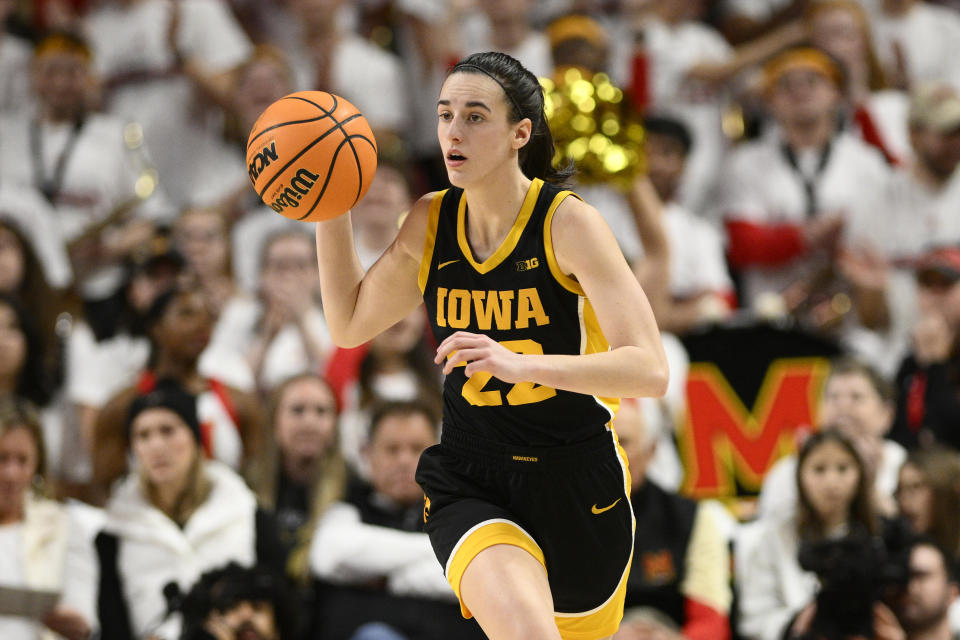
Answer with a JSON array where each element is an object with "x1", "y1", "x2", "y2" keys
[{"x1": 797, "y1": 525, "x2": 912, "y2": 640}]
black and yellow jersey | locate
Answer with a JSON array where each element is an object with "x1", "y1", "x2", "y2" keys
[{"x1": 418, "y1": 177, "x2": 619, "y2": 447}]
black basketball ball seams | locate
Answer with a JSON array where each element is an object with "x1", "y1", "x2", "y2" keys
[
  {"x1": 295, "y1": 134, "x2": 377, "y2": 221},
  {"x1": 256, "y1": 112, "x2": 364, "y2": 200},
  {"x1": 247, "y1": 90, "x2": 378, "y2": 222},
  {"x1": 247, "y1": 115, "x2": 331, "y2": 151}
]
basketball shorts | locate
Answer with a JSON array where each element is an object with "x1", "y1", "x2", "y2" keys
[{"x1": 415, "y1": 425, "x2": 635, "y2": 640}]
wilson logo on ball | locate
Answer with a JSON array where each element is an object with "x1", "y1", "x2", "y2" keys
[
  {"x1": 248, "y1": 141, "x2": 278, "y2": 181},
  {"x1": 247, "y1": 91, "x2": 378, "y2": 222},
  {"x1": 268, "y1": 168, "x2": 321, "y2": 212}
]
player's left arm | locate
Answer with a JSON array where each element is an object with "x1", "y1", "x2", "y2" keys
[{"x1": 435, "y1": 196, "x2": 668, "y2": 398}]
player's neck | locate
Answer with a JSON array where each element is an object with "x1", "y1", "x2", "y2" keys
[{"x1": 462, "y1": 169, "x2": 531, "y2": 260}]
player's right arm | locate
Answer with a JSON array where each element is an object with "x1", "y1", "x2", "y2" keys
[{"x1": 314, "y1": 192, "x2": 432, "y2": 347}]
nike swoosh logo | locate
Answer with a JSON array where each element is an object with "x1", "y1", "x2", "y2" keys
[
  {"x1": 591, "y1": 498, "x2": 621, "y2": 515},
  {"x1": 438, "y1": 259, "x2": 459, "y2": 270}
]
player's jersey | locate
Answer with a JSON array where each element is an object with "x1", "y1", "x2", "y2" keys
[{"x1": 419, "y1": 177, "x2": 619, "y2": 446}]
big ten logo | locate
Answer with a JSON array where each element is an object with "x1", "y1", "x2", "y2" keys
[
  {"x1": 678, "y1": 358, "x2": 831, "y2": 500},
  {"x1": 515, "y1": 257, "x2": 539, "y2": 271},
  {"x1": 248, "y1": 141, "x2": 278, "y2": 181},
  {"x1": 268, "y1": 168, "x2": 321, "y2": 212}
]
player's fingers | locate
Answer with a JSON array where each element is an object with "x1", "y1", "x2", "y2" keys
[
  {"x1": 435, "y1": 334, "x2": 484, "y2": 363},
  {"x1": 463, "y1": 358, "x2": 493, "y2": 377},
  {"x1": 442, "y1": 348, "x2": 487, "y2": 374}
]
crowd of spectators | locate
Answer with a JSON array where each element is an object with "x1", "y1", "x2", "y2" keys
[{"x1": 2, "y1": 0, "x2": 960, "y2": 639}]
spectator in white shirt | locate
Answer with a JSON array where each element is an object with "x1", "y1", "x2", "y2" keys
[
  {"x1": 629, "y1": 115, "x2": 735, "y2": 334},
  {"x1": 309, "y1": 400, "x2": 485, "y2": 640},
  {"x1": 0, "y1": 397, "x2": 92, "y2": 640},
  {"x1": 758, "y1": 357, "x2": 906, "y2": 521},
  {"x1": 869, "y1": 0, "x2": 960, "y2": 93},
  {"x1": 717, "y1": 46, "x2": 892, "y2": 330}
]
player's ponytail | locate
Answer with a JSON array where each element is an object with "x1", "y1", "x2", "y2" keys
[{"x1": 450, "y1": 52, "x2": 574, "y2": 187}]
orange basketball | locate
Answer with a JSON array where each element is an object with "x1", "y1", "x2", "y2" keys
[{"x1": 246, "y1": 91, "x2": 378, "y2": 222}]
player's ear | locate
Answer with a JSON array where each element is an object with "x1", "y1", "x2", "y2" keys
[{"x1": 511, "y1": 117, "x2": 532, "y2": 151}]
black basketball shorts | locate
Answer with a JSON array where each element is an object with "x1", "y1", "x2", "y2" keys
[{"x1": 415, "y1": 425, "x2": 635, "y2": 640}]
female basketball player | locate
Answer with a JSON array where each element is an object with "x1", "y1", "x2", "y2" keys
[{"x1": 314, "y1": 51, "x2": 668, "y2": 640}]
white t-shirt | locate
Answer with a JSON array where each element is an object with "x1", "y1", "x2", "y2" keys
[
  {"x1": 716, "y1": 131, "x2": 892, "y2": 305},
  {"x1": 211, "y1": 296, "x2": 333, "y2": 391},
  {"x1": 0, "y1": 522, "x2": 40, "y2": 640},
  {"x1": 0, "y1": 36, "x2": 30, "y2": 115},
  {"x1": 288, "y1": 34, "x2": 410, "y2": 134},
  {"x1": 870, "y1": 167, "x2": 960, "y2": 359},
  {"x1": 0, "y1": 112, "x2": 174, "y2": 297},
  {"x1": 230, "y1": 209, "x2": 304, "y2": 294},
  {"x1": 574, "y1": 186, "x2": 733, "y2": 300},
  {"x1": 459, "y1": 13, "x2": 553, "y2": 79},
  {"x1": 664, "y1": 202, "x2": 734, "y2": 299},
  {"x1": 0, "y1": 113, "x2": 173, "y2": 241},
  {"x1": 871, "y1": 3, "x2": 960, "y2": 91},
  {"x1": 719, "y1": 0, "x2": 793, "y2": 20},
  {"x1": 756, "y1": 439, "x2": 907, "y2": 522},
  {"x1": 609, "y1": 17, "x2": 734, "y2": 213},
  {"x1": 84, "y1": 0, "x2": 252, "y2": 208},
  {"x1": 856, "y1": 90, "x2": 912, "y2": 165}
]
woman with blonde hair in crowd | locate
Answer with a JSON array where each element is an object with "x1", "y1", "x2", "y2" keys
[
  {"x1": 247, "y1": 373, "x2": 347, "y2": 577},
  {"x1": 0, "y1": 397, "x2": 92, "y2": 640},
  {"x1": 93, "y1": 379, "x2": 283, "y2": 640}
]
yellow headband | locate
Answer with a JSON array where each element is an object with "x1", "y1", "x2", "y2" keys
[
  {"x1": 763, "y1": 48, "x2": 843, "y2": 93},
  {"x1": 546, "y1": 15, "x2": 608, "y2": 50},
  {"x1": 34, "y1": 34, "x2": 92, "y2": 62}
]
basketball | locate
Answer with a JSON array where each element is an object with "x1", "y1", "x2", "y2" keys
[{"x1": 246, "y1": 91, "x2": 378, "y2": 222}]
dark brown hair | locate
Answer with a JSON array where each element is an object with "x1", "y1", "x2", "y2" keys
[
  {"x1": 449, "y1": 52, "x2": 574, "y2": 186},
  {"x1": 796, "y1": 427, "x2": 877, "y2": 540},
  {"x1": 900, "y1": 447, "x2": 960, "y2": 557}
]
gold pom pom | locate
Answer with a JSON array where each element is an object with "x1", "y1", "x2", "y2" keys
[{"x1": 543, "y1": 69, "x2": 644, "y2": 189}]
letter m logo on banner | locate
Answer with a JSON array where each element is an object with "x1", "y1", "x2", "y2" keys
[{"x1": 679, "y1": 357, "x2": 831, "y2": 499}]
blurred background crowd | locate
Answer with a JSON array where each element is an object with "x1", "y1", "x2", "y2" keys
[{"x1": 2, "y1": 0, "x2": 960, "y2": 639}]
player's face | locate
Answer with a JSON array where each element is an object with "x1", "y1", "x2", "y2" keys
[
  {"x1": 799, "y1": 440, "x2": 861, "y2": 526},
  {"x1": 437, "y1": 72, "x2": 530, "y2": 189},
  {"x1": 274, "y1": 377, "x2": 337, "y2": 462},
  {"x1": 131, "y1": 408, "x2": 198, "y2": 490}
]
